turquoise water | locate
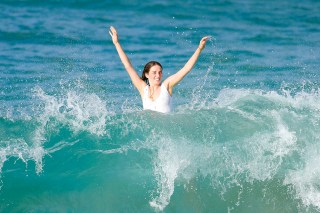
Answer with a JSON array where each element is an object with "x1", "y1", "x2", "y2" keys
[{"x1": 1, "y1": 0, "x2": 320, "y2": 212}]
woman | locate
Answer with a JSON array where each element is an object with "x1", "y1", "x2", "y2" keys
[{"x1": 109, "y1": 26, "x2": 209, "y2": 113}]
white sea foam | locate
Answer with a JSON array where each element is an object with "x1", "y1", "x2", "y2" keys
[
  {"x1": 33, "y1": 86, "x2": 112, "y2": 137},
  {"x1": 149, "y1": 133, "x2": 213, "y2": 211},
  {"x1": 284, "y1": 145, "x2": 320, "y2": 210},
  {"x1": 148, "y1": 86, "x2": 320, "y2": 210},
  {"x1": 7, "y1": 86, "x2": 113, "y2": 174},
  {"x1": 0, "y1": 138, "x2": 46, "y2": 174},
  {"x1": 2, "y1": 85, "x2": 319, "y2": 210}
]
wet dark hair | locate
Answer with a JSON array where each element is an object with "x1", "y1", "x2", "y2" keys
[{"x1": 141, "y1": 61, "x2": 163, "y2": 85}]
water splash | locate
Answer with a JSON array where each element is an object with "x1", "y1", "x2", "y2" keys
[
  {"x1": 149, "y1": 135, "x2": 213, "y2": 211},
  {"x1": 1, "y1": 85, "x2": 320, "y2": 212},
  {"x1": 33, "y1": 86, "x2": 112, "y2": 137},
  {"x1": 148, "y1": 86, "x2": 320, "y2": 211}
]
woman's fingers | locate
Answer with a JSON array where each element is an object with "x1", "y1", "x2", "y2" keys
[
  {"x1": 109, "y1": 26, "x2": 117, "y2": 34},
  {"x1": 109, "y1": 26, "x2": 119, "y2": 44},
  {"x1": 109, "y1": 26, "x2": 118, "y2": 39},
  {"x1": 202, "y1": 36, "x2": 212, "y2": 41},
  {"x1": 198, "y1": 36, "x2": 212, "y2": 50}
]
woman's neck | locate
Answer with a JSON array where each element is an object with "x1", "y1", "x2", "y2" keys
[{"x1": 149, "y1": 83, "x2": 161, "y2": 88}]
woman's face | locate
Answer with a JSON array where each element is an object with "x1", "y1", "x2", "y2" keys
[{"x1": 146, "y1": 65, "x2": 162, "y2": 86}]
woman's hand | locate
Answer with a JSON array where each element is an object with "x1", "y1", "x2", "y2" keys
[
  {"x1": 109, "y1": 26, "x2": 119, "y2": 45},
  {"x1": 198, "y1": 36, "x2": 211, "y2": 51}
]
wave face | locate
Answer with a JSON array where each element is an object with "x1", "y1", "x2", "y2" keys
[{"x1": 1, "y1": 86, "x2": 320, "y2": 212}]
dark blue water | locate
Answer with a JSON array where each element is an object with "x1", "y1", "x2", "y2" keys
[{"x1": 1, "y1": 0, "x2": 320, "y2": 212}]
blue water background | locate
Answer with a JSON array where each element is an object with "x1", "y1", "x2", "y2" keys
[{"x1": 1, "y1": 0, "x2": 320, "y2": 212}]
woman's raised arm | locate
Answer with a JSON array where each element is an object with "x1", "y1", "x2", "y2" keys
[
  {"x1": 164, "y1": 36, "x2": 210, "y2": 95},
  {"x1": 109, "y1": 26, "x2": 145, "y2": 92}
]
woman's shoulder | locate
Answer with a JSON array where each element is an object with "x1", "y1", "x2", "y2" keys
[{"x1": 136, "y1": 81, "x2": 148, "y2": 98}]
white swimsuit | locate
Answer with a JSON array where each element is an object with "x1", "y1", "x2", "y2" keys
[{"x1": 143, "y1": 84, "x2": 172, "y2": 113}]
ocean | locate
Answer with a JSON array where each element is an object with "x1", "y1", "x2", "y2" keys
[{"x1": 1, "y1": 0, "x2": 320, "y2": 212}]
